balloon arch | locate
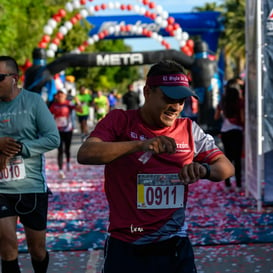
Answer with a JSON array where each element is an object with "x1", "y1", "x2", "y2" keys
[{"x1": 37, "y1": 0, "x2": 195, "y2": 58}]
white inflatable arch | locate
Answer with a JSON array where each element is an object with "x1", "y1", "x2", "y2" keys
[{"x1": 38, "y1": 0, "x2": 191, "y2": 58}]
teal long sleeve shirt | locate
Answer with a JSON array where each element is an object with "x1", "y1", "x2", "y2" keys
[{"x1": 0, "y1": 89, "x2": 60, "y2": 193}]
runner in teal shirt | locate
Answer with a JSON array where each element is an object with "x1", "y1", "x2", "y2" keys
[{"x1": 0, "y1": 56, "x2": 60, "y2": 273}]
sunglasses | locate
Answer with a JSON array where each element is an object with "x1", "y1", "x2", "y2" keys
[{"x1": 0, "y1": 73, "x2": 17, "y2": 82}]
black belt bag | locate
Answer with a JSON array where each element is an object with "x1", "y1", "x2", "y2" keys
[{"x1": 132, "y1": 236, "x2": 187, "y2": 256}]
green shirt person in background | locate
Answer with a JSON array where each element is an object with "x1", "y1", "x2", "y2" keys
[
  {"x1": 93, "y1": 90, "x2": 110, "y2": 121},
  {"x1": 75, "y1": 85, "x2": 93, "y2": 142}
]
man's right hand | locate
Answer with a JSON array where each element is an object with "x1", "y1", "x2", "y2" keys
[{"x1": 0, "y1": 137, "x2": 21, "y2": 156}]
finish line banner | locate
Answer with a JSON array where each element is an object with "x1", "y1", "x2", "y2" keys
[{"x1": 86, "y1": 12, "x2": 223, "y2": 52}]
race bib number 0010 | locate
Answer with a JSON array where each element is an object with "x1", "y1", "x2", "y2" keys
[
  {"x1": 0, "y1": 156, "x2": 26, "y2": 183},
  {"x1": 137, "y1": 173, "x2": 184, "y2": 209}
]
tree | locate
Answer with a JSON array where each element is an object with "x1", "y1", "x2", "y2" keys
[
  {"x1": 220, "y1": 0, "x2": 245, "y2": 78},
  {"x1": 0, "y1": 0, "x2": 140, "y2": 92}
]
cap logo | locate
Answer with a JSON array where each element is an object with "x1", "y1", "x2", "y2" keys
[{"x1": 146, "y1": 74, "x2": 189, "y2": 87}]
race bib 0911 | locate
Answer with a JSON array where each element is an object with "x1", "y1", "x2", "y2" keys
[{"x1": 137, "y1": 173, "x2": 184, "y2": 209}]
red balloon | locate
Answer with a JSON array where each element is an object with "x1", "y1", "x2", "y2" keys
[
  {"x1": 56, "y1": 32, "x2": 64, "y2": 40},
  {"x1": 186, "y1": 39, "x2": 194, "y2": 49},
  {"x1": 125, "y1": 25, "x2": 131, "y2": 32},
  {"x1": 167, "y1": 17, "x2": 175, "y2": 25},
  {"x1": 79, "y1": 45, "x2": 85, "y2": 52},
  {"x1": 80, "y1": 0, "x2": 87, "y2": 5},
  {"x1": 145, "y1": 10, "x2": 151, "y2": 18},
  {"x1": 149, "y1": 2, "x2": 155, "y2": 9},
  {"x1": 120, "y1": 25, "x2": 127, "y2": 32},
  {"x1": 38, "y1": 42, "x2": 47, "y2": 49},
  {"x1": 165, "y1": 24, "x2": 173, "y2": 33},
  {"x1": 173, "y1": 23, "x2": 180, "y2": 30},
  {"x1": 161, "y1": 40, "x2": 167, "y2": 46},
  {"x1": 94, "y1": 5, "x2": 100, "y2": 11},
  {"x1": 70, "y1": 17, "x2": 78, "y2": 24},
  {"x1": 101, "y1": 3, "x2": 107, "y2": 9},
  {"x1": 53, "y1": 15, "x2": 61, "y2": 22},
  {"x1": 52, "y1": 38, "x2": 60, "y2": 45},
  {"x1": 142, "y1": 28, "x2": 148, "y2": 36},
  {"x1": 127, "y1": 4, "x2": 132, "y2": 10},
  {"x1": 98, "y1": 32, "x2": 105, "y2": 39},
  {"x1": 103, "y1": 29, "x2": 109, "y2": 36},
  {"x1": 150, "y1": 13, "x2": 157, "y2": 20},
  {"x1": 58, "y1": 9, "x2": 66, "y2": 17},
  {"x1": 24, "y1": 59, "x2": 32, "y2": 69},
  {"x1": 120, "y1": 4, "x2": 126, "y2": 10},
  {"x1": 182, "y1": 46, "x2": 191, "y2": 55},
  {"x1": 75, "y1": 13, "x2": 82, "y2": 20},
  {"x1": 42, "y1": 35, "x2": 50, "y2": 43},
  {"x1": 142, "y1": 0, "x2": 149, "y2": 5}
]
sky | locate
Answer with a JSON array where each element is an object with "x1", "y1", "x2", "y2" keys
[{"x1": 86, "y1": 0, "x2": 222, "y2": 51}]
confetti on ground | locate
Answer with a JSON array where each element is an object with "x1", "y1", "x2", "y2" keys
[{"x1": 17, "y1": 158, "x2": 273, "y2": 253}]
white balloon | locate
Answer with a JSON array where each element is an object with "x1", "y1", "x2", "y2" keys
[
  {"x1": 108, "y1": 2, "x2": 114, "y2": 9},
  {"x1": 59, "y1": 26, "x2": 68, "y2": 35},
  {"x1": 162, "y1": 11, "x2": 169, "y2": 19},
  {"x1": 46, "y1": 49, "x2": 55, "y2": 58},
  {"x1": 174, "y1": 32, "x2": 182, "y2": 40},
  {"x1": 139, "y1": 7, "x2": 146, "y2": 15},
  {"x1": 131, "y1": 25, "x2": 137, "y2": 33},
  {"x1": 157, "y1": 35, "x2": 163, "y2": 42},
  {"x1": 87, "y1": 6, "x2": 94, "y2": 14},
  {"x1": 48, "y1": 19, "x2": 57, "y2": 29},
  {"x1": 72, "y1": 0, "x2": 81, "y2": 9},
  {"x1": 182, "y1": 32, "x2": 189, "y2": 40},
  {"x1": 133, "y1": 5, "x2": 140, "y2": 13},
  {"x1": 49, "y1": 43, "x2": 58, "y2": 51},
  {"x1": 155, "y1": 5, "x2": 163, "y2": 15},
  {"x1": 114, "y1": 2, "x2": 120, "y2": 9},
  {"x1": 80, "y1": 9, "x2": 88, "y2": 18},
  {"x1": 160, "y1": 20, "x2": 168, "y2": 28},
  {"x1": 108, "y1": 26, "x2": 115, "y2": 34},
  {"x1": 155, "y1": 16, "x2": 162, "y2": 25},
  {"x1": 65, "y1": 2, "x2": 74, "y2": 12},
  {"x1": 136, "y1": 26, "x2": 143, "y2": 35},
  {"x1": 87, "y1": 38, "x2": 94, "y2": 44},
  {"x1": 114, "y1": 25, "x2": 120, "y2": 32},
  {"x1": 174, "y1": 28, "x2": 182, "y2": 34},
  {"x1": 179, "y1": 40, "x2": 186, "y2": 47},
  {"x1": 44, "y1": 25, "x2": 53, "y2": 35},
  {"x1": 151, "y1": 32, "x2": 158, "y2": 40},
  {"x1": 93, "y1": 34, "x2": 99, "y2": 42},
  {"x1": 64, "y1": 21, "x2": 73, "y2": 30}
]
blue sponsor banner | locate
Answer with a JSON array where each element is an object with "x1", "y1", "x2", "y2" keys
[{"x1": 86, "y1": 12, "x2": 223, "y2": 52}]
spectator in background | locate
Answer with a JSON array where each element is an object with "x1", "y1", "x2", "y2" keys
[
  {"x1": 122, "y1": 83, "x2": 140, "y2": 110},
  {"x1": 214, "y1": 86, "x2": 244, "y2": 192},
  {"x1": 108, "y1": 90, "x2": 118, "y2": 111},
  {"x1": 75, "y1": 85, "x2": 93, "y2": 142}
]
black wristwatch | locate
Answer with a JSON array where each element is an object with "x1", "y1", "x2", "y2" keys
[
  {"x1": 16, "y1": 141, "x2": 23, "y2": 155},
  {"x1": 201, "y1": 163, "x2": 211, "y2": 179}
]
